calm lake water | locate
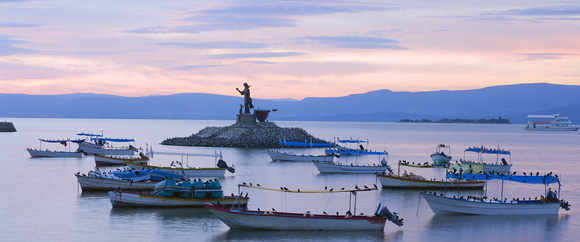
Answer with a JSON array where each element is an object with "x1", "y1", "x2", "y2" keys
[{"x1": 1, "y1": 118, "x2": 579, "y2": 242}]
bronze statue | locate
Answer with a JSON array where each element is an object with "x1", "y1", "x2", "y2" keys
[{"x1": 236, "y1": 82, "x2": 254, "y2": 114}]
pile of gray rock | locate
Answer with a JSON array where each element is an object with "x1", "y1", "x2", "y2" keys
[{"x1": 161, "y1": 122, "x2": 328, "y2": 148}]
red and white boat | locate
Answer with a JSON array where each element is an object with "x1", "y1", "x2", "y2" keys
[{"x1": 206, "y1": 184, "x2": 404, "y2": 230}]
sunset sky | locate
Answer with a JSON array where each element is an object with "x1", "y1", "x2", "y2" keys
[{"x1": 1, "y1": 0, "x2": 579, "y2": 99}]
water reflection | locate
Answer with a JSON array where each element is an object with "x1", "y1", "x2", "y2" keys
[
  {"x1": 213, "y1": 229, "x2": 388, "y2": 242},
  {"x1": 423, "y1": 214, "x2": 566, "y2": 241}
]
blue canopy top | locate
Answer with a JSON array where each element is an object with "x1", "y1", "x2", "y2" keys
[
  {"x1": 446, "y1": 173, "x2": 559, "y2": 185},
  {"x1": 465, "y1": 147, "x2": 511, "y2": 155},
  {"x1": 77, "y1": 133, "x2": 103, "y2": 137},
  {"x1": 91, "y1": 137, "x2": 135, "y2": 142},
  {"x1": 338, "y1": 139, "x2": 366, "y2": 143},
  {"x1": 279, "y1": 141, "x2": 334, "y2": 147}
]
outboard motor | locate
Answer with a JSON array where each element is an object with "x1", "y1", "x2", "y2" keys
[
  {"x1": 375, "y1": 203, "x2": 404, "y2": 226},
  {"x1": 217, "y1": 159, "x2": 236, "y2": 173},
  {"x1": 547, "y1": 190, "x2": 558, "y2": 202}
]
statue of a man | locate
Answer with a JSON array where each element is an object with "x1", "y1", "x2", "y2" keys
[{"x1": 236, "y1": 82, "x2": 254, "y2": 114}]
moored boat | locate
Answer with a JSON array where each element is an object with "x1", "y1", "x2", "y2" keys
[
  {"x1": 430, "y1": 144, "x2": 452, "y2": 165},
  {"x1": 377, "y1": 160, "x2": 484, "y2": 189},
  {"x1": 109, "y1": 179, "x2": 248, "y2": 207},
  {"x1": 313, "y1": 158, "x2": 389, "y2": 174},
  {"x1": 124, "y1": 151, "x2": 235, "y2": 178},
  {"x1": 268, "y1": 150, "x2": 334, "y2": 162},
  {"x1": 459, "y1": 146, "x2": 512, "y2": 174},
  {"x1": 26, "y1": 138, "x2": 85, "y2": 158},
  {"x1": 422, "y1": 172, "x2": 571, "y2": 215},
  {"x1": 94, "y1": 153, "x2": 149, "y2": 166},
  {"x1": 206, "y1": 184, "x2": 403, "y2": 230},
  {"x1": 76, "y1": 133, "x2": 138, "y2": 156},
  {"x1": 76, "y1": 168, "x2": 185, "y2": 191}
]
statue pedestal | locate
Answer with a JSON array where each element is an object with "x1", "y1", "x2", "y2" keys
[{"x1": 236, "y1": 113, "x2": 256, "y2": 127}]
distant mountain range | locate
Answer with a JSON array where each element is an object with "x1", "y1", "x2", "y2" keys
[{"x1": 1, "y1": 83, "x2": 579, "y2": 123}]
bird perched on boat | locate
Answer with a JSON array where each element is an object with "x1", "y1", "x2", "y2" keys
[
  {"x1": 231, "y1": 193, "x2": 234, "y2": 197},
  {"x1": 272, "y1": 208, "x2": 276, "y2": 212},
  {"x1": 324, "y1": 186, "x2": 327, "y2": 190},
  {"x1": 336, "y1": 212, "x2": 339, "y2": 215},
  {"x1": 329, "y1": 188, "x2": 334, "y2": 192},
  {"x1": 249, "y1": 182, "x2": 252, "y2": 186},
  {"x1": 257, "y1": 184, "x2": 261, "y2": 187},
  {"x1": 323, "y1": 211, "x2": 328, "y2": 216},
  {"x1": 297, "y1": 189, "x2": 300, "y2": 192},
  {"x1": 523, "y1": 172, "x2": 527, "y2": 176},
  {"x1": 536, "y1": 172, "x2": 540, "y2": 176},
  {"x1": 245, "y1": 193, "x2": 249, "y2": 197},
  {"x1": 243, "y1": 182, "x2": 247, "y2": 185},
  {"x1": 257, "y1": 208, "x2": 260, "y2": 211},
  {"x1": 373, "y1": 184, "x2": 378, "y2": 189},
  {"x1": 364, "y1": 185, "x2": 369, "y2": 189},
  {"x1": 340, "y1": 187, "x2": 345, "y2": 190},
  {"x1": 355, "y1": 185, "x2": 360, "y2": 190}
]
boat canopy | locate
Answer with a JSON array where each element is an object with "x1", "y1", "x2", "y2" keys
[
  {"x1": 77, "y1": 133, "x2": 103, "y2": 137},
  {"x1": 279, "y1": 141, "x2": 334, "y2": 147},
  {"x1": 90, "y1": 137, "x2": 135, "y2": 142},
  {"x1": 39, "y1": 138, "x2": 86, "y2": 143},
  {"x1": 446, "y1": 173, "x2": 559, "y2": 185},
  {"x1": 465, "y1": 147, "x2": 511, "y2": 155},
  {"x1": 527, "y1": 114, "x2": 559, "y2": 119},
  {"x1": 338, "y1": 139, "x2": 366, "y2": 143}
]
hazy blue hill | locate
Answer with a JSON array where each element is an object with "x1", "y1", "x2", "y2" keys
[{"x1": 1, "y1": 83, "x2": 579, "y2": 123}]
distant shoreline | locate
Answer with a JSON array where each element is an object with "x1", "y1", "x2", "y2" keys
[{"x1": 399, "y1": 117, "x2": 510, "y2": 124}]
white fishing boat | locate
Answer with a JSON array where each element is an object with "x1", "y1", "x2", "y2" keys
[
  {"x1": 525, "y1": 114, "x2": 579, "y2": 131},
  {"x1": 430, "y1": 144, "x2": 452, "y2": 165},
  {"x1": 206, "y1": 184, "x2": 403, "y2": 230},
  {"x1": 268, "y1": 150, "x2": 334, "y2": 162},
  {"x1": 458, "y1": 146, "x2": 512, "y2": 174},
  {"x1": 109, "y1": 179, "x2": 248, "y2": 207},
  {"x1": 76, "y1": 133, "x2": 138, "y2": 156},
  {"x1": 124, "y1": 151, "x2": 235, "y2": 178},
  {"x1": 325, "y1": 138, "x2": 387, "y2": 156},
  {"x1": 377, "y1": 161, "x2": 484, "y2": 189},
  {"x1": 422, "y1": 172, "x2": 571, "y2": 215},
  {"x1": 75, "y1": 168, "x2": 186, "y2": 191},
  {"x1": 313, "y1": 159, "x2": 388, "y2": 174},
  {"x1": 26, "y1": 138, "x2": 85, "y2": 158},
  {"x1": 94, "y1": 154, "x2": 149, "y2": 166}
]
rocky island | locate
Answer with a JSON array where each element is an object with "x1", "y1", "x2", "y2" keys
[{"x1": 161, "y1": 83, "x2": 329, "y2": 148}]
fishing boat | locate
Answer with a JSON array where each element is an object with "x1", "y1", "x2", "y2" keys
[
  {"x1": 76, "y1": 133, "x2": 138, "y2": 156},
  {"x1": 268, "y1": 150, "x2": 334, "y2": 162},
  {"x1": 205, "y1": 184, "x2": 403, "y2": 230},
  {"x1": 377, "y1": 161, "x2": 485, "y2": 189},
  {"x1": 422, "y1": 172, "x2": 571, "y2": 215},
  {"x1": 75, "y1": 168, "x2": 186, "y2": 191},
  {"x1": 458, "y1": 146, "x2": 512, "y2": 174},
  {"x1": 26, "y1": 138, "x2": 85, "y2": 158},
  {"x1": 109, "y1": 179, "x2": 248, "y2": 207},
  {"x1": 525, "y1": 114, "x2": 579, "y2": 131},
  {"x1": 124, "y1": 151, "x2": 235, "y2": 178},
  {"x1": 313, "y1": 160, "x2": 389, "y2": 174},
  {"x1": 324, "y1": 138, "x2": 387, "y2": 156},
  {"x1": 430, "y1": 144, "x2": 452, "y2": 165},
  {"x1": 94, "y1": 153, "x2": 149, "y2": 166}
]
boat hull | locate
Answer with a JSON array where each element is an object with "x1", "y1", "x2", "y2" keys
[
  {"x1": 78, "y1": 142, "x2": 135, "y2": 156},
  {"x1": 125, "y1": 161, "x2": 226, "y2": 178},
  {"x1": 422, "y1": 193, "x2": 561, "y2": 215},
  {"x1": 94, "y1": 154, "x2": 148, "y2": 166},
  {"x1": 206, "y1": 204, "x2": 386, "y2": 230},
  {"x1": 268, "y1": 151, "x2": 334, "y2": 162},
  {"x1": 525, "y1": 126, "x2": 578, "y2": 131},
  {"x1": 313, "y1": 161, "x2": 388, "y2": 174},
  {"x1": 27, "y1": 148, "x2": 83, "y2": 158},
  {"x1": 109, "y1": 191, "x2": 248, "y2": 208},
  {"x1": 430, "y1": 153, "x2": 451, "y2": 165},
  {"x1": 76, "y1": 175, "x2": 158, "y2": 191},
  {"x1": 377, "y1": 174, "x2": 485, "y2": 189}
]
